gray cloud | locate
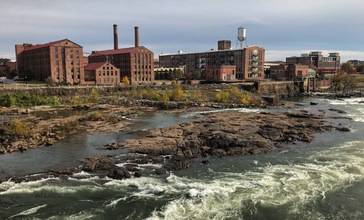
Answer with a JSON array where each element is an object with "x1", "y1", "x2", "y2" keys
[{"x1": 1, "y1": 0, "x2": 364, "y2": 61}]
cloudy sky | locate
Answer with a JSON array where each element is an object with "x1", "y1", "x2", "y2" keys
[{"x1": 1, "y1": 0, "x2": 364, "y2": 62}]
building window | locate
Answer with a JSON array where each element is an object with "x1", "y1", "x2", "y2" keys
[
  {"x1": 70, "y1": 48, "x2": 73, "y2": 52},
  {"x1": 55, "y1": 47, "x2": 58, "y2": 52},
  {"x1": 56, "y1": 60, "x2": 59, "y2": 65},
  {"x1": 76, "y1": 48, "x2": 79, "y2": 52},
  {"x1": 55, "y1": 54, "x2": 58, "y2": 59},
  {"x1": 70, "y1": 54, "x2": 73, "y2": 59},
  {"x1": 76, "y1": 54, "x2": 79, "y2": 58}
]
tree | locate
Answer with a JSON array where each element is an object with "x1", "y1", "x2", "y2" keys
[
  {"x1": 121, "y1": 76, "x2": 130, "y2": 85},
  {"x1": 356, "y1": 64, "x2": 364, "y2": 74},
  {"x1": 0, "y1": 58, "x2": 10, "y2": 65},
  {"x1": 193, "y1": 71, "x2": 201, "y2": 80},
  {"x1": 330, "y1": 72, "x2": 357, "y2": 93},
  {"x1": 341, "y1": 62, "x2": 355, "y2": 74}
]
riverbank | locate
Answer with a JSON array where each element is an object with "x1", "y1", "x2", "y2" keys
[
  {"x1": 1, "y1": 104, "x2": 352, "y2": 183},
  {"x1": 0, "y1": 104, "x2": 153, "y2": 154}
]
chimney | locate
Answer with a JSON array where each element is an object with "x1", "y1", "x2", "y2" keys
[
  {"x1": 134, "y1": 26, "x2": 139, "y2": 47},
  {"x1": 113, "y1": 24, "x2": 118, "y2": 50}
]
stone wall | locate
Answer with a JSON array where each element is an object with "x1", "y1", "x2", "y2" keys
[{"x1": 257, "y1": 81, "x2": 302, "y2": 97}]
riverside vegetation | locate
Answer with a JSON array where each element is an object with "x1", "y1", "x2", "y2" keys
[{"x1": 0, "y1": 84, "x2": 352, "y2": 181}]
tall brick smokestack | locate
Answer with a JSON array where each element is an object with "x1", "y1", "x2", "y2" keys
[
  {"x1": 113, "y1": 24, "x2": 118, "y2": 50},
  {"x1": 134, "y1": 26, "x2": 139, "y2": 47}
]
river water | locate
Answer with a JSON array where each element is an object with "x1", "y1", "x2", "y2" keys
[{"x1": 1, "y1": 97, "x2": 364, "y2": 219}]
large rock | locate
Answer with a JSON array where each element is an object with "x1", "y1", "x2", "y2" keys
[{"x1": 122, "y1": 111, "x2": 345, "y2": 172}]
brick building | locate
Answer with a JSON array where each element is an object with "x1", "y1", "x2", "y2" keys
[
  {"x1": 15, "y1": 39, "x2": 84, "y2": 84},
  {"x1": 286, "y1": 51, "x2": 340, "y2": 75},
  {"x1": 205, "y1": 65, "x2": 236, "y2": 81},
  {"x1": 88, "y1": 26, "x2": 154, "y2": 85},
  {"x1": 270, "y1": 64, "x2": 287, "y2": 80},
  {"x1": 159, "y1": 42, "x2": 265, "y2": 81},
  {"x1": 84, "y1": 62, "x2": 120, "y2": 85},
  {"x1": 271, "y1": 63, "x2": 311, "y2": 81}
]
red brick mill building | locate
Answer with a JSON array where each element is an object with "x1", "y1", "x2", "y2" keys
[
  {"x1": 15, "y1": 39, "x2": 85, "y2": 84},
  {"x1": 88, "y1": 25, "x2": 154, "y2": 85}
]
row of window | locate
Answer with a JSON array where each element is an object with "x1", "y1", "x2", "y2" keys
[
  {"x1": 55, "y1": 47, "x2": 80, "y2": 53},
  {"x1": 134, "y1": 64, "x2": 152, "y2": 70},
  {"x1": 55, "y1": 54, "x2": 79, "y2": 59},
  {"x1": 56, "y1": 74, "x2": 80, "y2": 80},
  {"x1": 55, "y1": 60, "x2": 80, "y2": 65},
  {"x1": 56, "y1": 67, "x2": 80, "y2": 73},
  {"x1": 98, "y1": 71, "x2": 118, "y2": 76},
  {"x1": 134, "y1": 77, "x2": 152, "y2": 82}
]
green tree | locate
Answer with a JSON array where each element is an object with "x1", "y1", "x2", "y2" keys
[
  {"x1": 356, "y1": 64, "x2": 364, "y2": 74},
  {"x1": 193, "y1": 71, "x2": 202, "y2": 80}
]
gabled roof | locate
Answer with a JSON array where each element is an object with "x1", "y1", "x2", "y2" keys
[
  {"x1": 89, "y1": 47, "x2": 137, "y2": 56},
  {"x1": 84, "y1": 62, "x2": 107, "y2": 71},
  {"x1": 23, "y1": 39, "x2": 82, "y2": 51},
  {"x1": 89, "y1": 46, "x2": 152, "y2": 57}
]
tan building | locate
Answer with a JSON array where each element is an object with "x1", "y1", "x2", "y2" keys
[
  {"x1": 154, "y1": 66, "x2": 185, "y2": 80},
  {"x1": 88, "y1": 26, "x2": 154, "y2": 85},
  {"x1": 287, "y1": 64, "x2": 309, "y2": 79},
  {"x1": 286, "y1": 51, "x2": 340, "y2": 75},
  {"x1": 84, "y1": 62, "x2": 120, "y2": 85},
  {"x1": 159, "y1": 42, "x2": 265, "y2": 81},
  {"x1": 205, "y1": 65, "x2": 236, "y2": 81},
  {"x1": 15, "y1": 39, "x2": 84, "y2": 84}
]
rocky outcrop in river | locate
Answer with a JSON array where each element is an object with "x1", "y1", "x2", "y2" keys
[{"x1": 114, "y1": 110, "x2": 349, "y2": 171}]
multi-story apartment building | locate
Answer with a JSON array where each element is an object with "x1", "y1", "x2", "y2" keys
[
  {"x1": 84, "y1": 62, "x2": 120, "y2": 85},
  {"x1": 286, "y1": 51, "x2": 340, "y2": 75},
  {"x1": 88, "y1": 26, "x2": 154, "y2": 85},
  {"x1": 159, "y1": 41, "x2": 265, "y2": 81},
  {"x1": 15, "y1": 39, "x2": 84, "y2": 84}
]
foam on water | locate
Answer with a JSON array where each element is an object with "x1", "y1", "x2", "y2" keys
[
  {"x1": 146, "y1": 140, "x2": 364, "y2": 219},
  {"x1": 181, "y1": 107, "x2": 261, "y2": 118},
  {"x1": 0, "y1": 177, "x2": 102, "y2": 195},
  {"x1": 7, "y1": 204, "x2": 47, "y2": 219}
]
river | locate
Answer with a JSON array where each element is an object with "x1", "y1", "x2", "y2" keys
[{"x1": 0, "y1": 97, "x2": 364, "y2": 219}]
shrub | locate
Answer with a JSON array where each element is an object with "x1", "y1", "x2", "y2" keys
[
  {"x1": 55, "y1": 120, "x2": 81, "y2": 135},
  {"x1": 88, "y1": 111, "x2": 104, "y2": 121},
  {"x1": 227, "y1": 86, "x2": 242, "y2": 103},
  {"x1": 72, "y1": 95, "x2": 84, "y2": 105},
  {"x1": 6, "y1": 119, "x2": 33, "y2": 137},
  {"x1": 215, "y1": 91, "x2": 230, "y2": 103},
  {"x1": 88, "y1": 89, "x2": 100, "y2": 103},
  {"x1": 169, "y1": 85, "x2": 185, "y2": 101},
  {"x1": 122, "y1": 76, "x2": 130, "y2": 85}
]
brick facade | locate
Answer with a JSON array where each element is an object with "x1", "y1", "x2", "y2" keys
[
  {"x1": 84, "y1": 62, "x2": 120, "y2": 85},
  {"x1": 15, "y1": 39, "x2": 84, "y2": 84},
  {"x1": 88, "y1": 46, "x2": 154, "y2": 85},
  {"x1": 205, "y1": 65, "x2": 236, "y2": 81},
  {"x1": 159, "y1": 45, "x2": 265, "y2": 81}
]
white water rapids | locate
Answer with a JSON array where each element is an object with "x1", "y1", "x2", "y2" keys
[{"x1": 0, "y1": 97, "x2": 364, "y2": 219}]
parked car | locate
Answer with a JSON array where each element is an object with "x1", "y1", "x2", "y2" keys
[
  {"x1": 13, "y1": 76, "x2": 25, "y2": 81},
  {"x1": 0, "y1": 77, "x2": 6, "y2": 83}
]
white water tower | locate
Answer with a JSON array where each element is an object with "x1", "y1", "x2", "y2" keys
[{"x1": 237, "y1": 26, "x2": 247, "y2": 48}]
